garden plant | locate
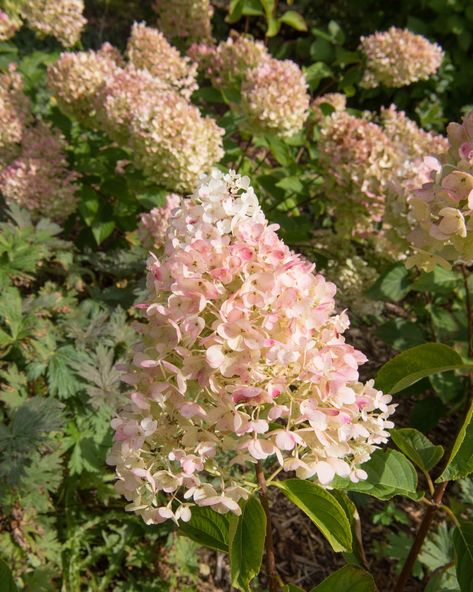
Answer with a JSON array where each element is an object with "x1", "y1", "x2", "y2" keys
[{"x1": 2, "y1": 1, "x2": 473, "y2": 591}]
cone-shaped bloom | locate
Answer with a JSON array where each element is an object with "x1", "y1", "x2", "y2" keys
[{"x1": 108, "y1": 169, "x2": 395, "y2": 525}]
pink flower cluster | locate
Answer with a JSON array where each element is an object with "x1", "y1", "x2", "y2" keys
[
  {"x1": 155, "y1": 0, "x2": 213, "y2": 44},
  {"x1": 20, "y1": 0, "x2": 86, "y2": 47},
  {"x1": 188, "y1": 32, "x2": 269, "y2": 90},
  {"x1": 380, "y1": 106, "x2": 449, "y2": 259},
  {"x1": 360, "y1": 27, "x2": 444, "y2": 89},
  {"x1": 317, "y1": 109, "x2": 398, "y2": 236},
  {"x1": 137, "y1": 194, "x2": 181, "y2": 251},
  {"x1": 0, "y1": 121, "x2": 79, "y2": 220},
  {"x1": 0, "y1": 10, "x2": 19, "y2": 41},
  {"x1": 48, "y1": 29, "x2": 223, "y2": 192},
  {"x1": 241, "y1": 57, "x2": 309, "y2": 138},
  {"x1": 189, "y1": 33, "x2": 309, "y2": 138},
  {"x1": 317, "y1": 102, "x2": 448, "y2": 238},
  {"x1": 108, "y1": 169, "x2": 395, "y2": 525},
  {"x1": 127, "y1": 22, "x2": 198, "y2": 99},
  {"x1": 404, "y1": 111, "x2": 473, "y2": 270},
  {"x1": 0, "y1": 65, "x2": 31, "y2": 165}
]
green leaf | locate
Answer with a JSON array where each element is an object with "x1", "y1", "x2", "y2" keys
[
  {"x1": 226, "y1": 0, "x2": 244, "y2": 23},
  {"x1": 274, "y1": 479, "x2": 352, "y2": 552},
  {"x1": 280, "y1": 10, "x2": 307, "y2": 31},
  {"x1": 310, "y1": 565, "x2": 376, "y2": 591},
  {"x1": 283, "y1": 585, "x2": 305, "y2": 592},
  {"x1": 333, "y1": 450, "x2": 419, "y2": 501},
  {"x1": 375, "y1": 343, "x2": 466, "y2": 394},
  {"x1": 266, "y1": 16, "x2": 281, "y2": 37},
  {"x1": 412, "y1": 266, "x2": 460, "y2": 294},
  {"x1": 376, "y1": 318, "x2": 426, "y2": 351},
  {"x1": 179, "y1": 506, "x2": 230, "y2": 553},
  {"x1": 91, "y1": 220, "x2": 115, "y2": 245},
  {"x1": 366, "y1": 263, "x2": 411, "y2": 302},
  {"x1": 229, "y1": 495, "x2": 266, "y2": 592},
  {"x1": 0, "y1": 558, "x2": 17, "y2": 591},
  {"x1": 391, "y1": 428, "x2": 444, "y2": 473},
  {"x1": 241, "y1": 0, "x2": 265, "y2": 16},
  {"x1": 454, "y1": 521, "x2": 473, "y2": 591},
  {"x1": 265, "y1": 134, "x2": 293, "y2": 166},
  {"x1": 438, "y1": 400, "x2": 473, "y2": 482},
  {"x1": 303, "y1": 62, "x2": 333, "y2": 90}
]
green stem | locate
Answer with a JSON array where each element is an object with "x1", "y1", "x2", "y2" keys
[{"x1": 256, "y1": 461, "x2": 280, "y2": 592}]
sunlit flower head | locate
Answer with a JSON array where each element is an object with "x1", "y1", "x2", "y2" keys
[
  {"x1": 360, "y1": 27, "x2": 443, "y2": 88},
  {"x1": 241, "y1": 57, "x2": 309, "y2": 138},
  {"x1": 155, "y1": 0, "x2": 213, "y2": 44},
  {"x1": 21, "y1": 0, "x2": 86, "y2": 47},
  {"x1": 127, "y1": 22, "x2": 198, "y2": 99},
  {"x1": 108, "y1": 169, "x2": 395, "y2": 525}
]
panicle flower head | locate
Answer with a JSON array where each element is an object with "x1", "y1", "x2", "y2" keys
[
  {"x1": 128, "y1": 92, "x2": 224, "y2": 193},
  {"x1": 360, "y1": 27, "x2": 443, "y2": 88},
  {"x1": 127, "y1": 22, "x2": 198, "y2": 99},
  {"x1": 403, "y1": 110, "x2": 473, "y2": 270},
  {"x1": 21, "y1": 0, "x2": 86, "y2": 47},
  {"x1": 0, "y1": 121, "x2": 79, "y2": 221},
  {"x1": 188, "y1": 32, "x2": 268, "y2": 89},
  {"x1": 318, "y1": 111, "x2": 399, "y2": 235},
  {"x1": 241, "y1": 57, "x2": 309, "y2": 138},
  {"x1": 107, "y1": 169, "x2": 395, "y2": 526},
  {"x1": 156, "y1": 0, "x2": 213, "y2": 44},
  {"x1": 0, "y1": 10, "x2": 20, "y2": 41},
  {"x1": 381, "y1": 105, "x2": 449, "y2": 159},
  {"x1": 98, "y1": 66, "x2": 169, "y2": 141},
  {"x1": 138, "y1": 194, "x2": 182, "y2": 250},
  {"x1": 47, "y1": 48, "x2": 119, "y2": 127},
  {"x1": 0, "y1": 65, "x2": 31, "y2": 164}
]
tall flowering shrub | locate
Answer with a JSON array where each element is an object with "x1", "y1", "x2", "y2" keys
[
  {"x1": 359, "y1": 27, "x2": 444, "y2": 89},
  {"x1": 107, "y1": 169, "x2": 395, "y2": 525}
]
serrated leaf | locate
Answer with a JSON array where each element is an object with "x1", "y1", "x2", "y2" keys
[
  {"x1": 229, "y1": 495, "x2": 266, "y2": 592},
  {"x1": 179, "y1": 506, "x2": 230, "y2": 553},
  {"x1": 274, "y1": 479, "x2": 352, "y2": 552},
  {"x1": 333, "y1": 450, "x2": 419, "y2": 500},
  {"x1": 48, "y1": 346, "x2": 82, "y2": 398},
  {"x1": 375, "y1": 343, "x2": 467, "y2": 394},
  {"x1": 454, "y1": 521, "x2": 473, "y2": 592},
  {"x1": 280, "y1": 10, "x2": 307, "y2": 31},
  {"x1": 438, "y1": 400, "x2": 473, "y2": 482},
  {"x1": 310, "y1": 565, "x2": 376, "y2": 591},
  {"x1": 391, "y1": 428, "x2": 444, "y2": 473}
]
